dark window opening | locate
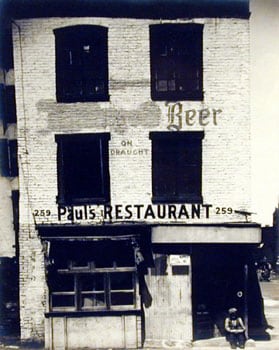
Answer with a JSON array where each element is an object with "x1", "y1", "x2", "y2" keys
[
  {"x1": 47, "y1": 240, "x2": 139, "y2": 312},
  {"x1": 0, "y1": 85, "x2": 17, "y2": 128},
  {"x1": 54, "y1": 25, "x2": 109, "y2": 103},
  {"x1": 55, "y1": 133, "x2": 110, "y2": 205},
  {"x1": 0, "y1": 139, "x2": 18, "y2": 177},
  {"x1": 11, "y1": 190, "x2": 19, "y2": 258},
  {"x1": 150, "y1": 24, "x2": 203, "y2": 101},
  {"x1": 5, "y1": 86, "x2": 17, "y2": 124},
  {"x1": 0, "y1": 23, "x2": 14, "y2": 70},
  {"x1": 150, "y1": 131, "x2": 204, "y2": 203}
]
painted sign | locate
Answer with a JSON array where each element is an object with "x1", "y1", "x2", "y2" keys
[
  {"x1": 57, "y1": 203, "x2": 213, "y2": 221},
  {"x1": 166, "y1": 102, "x2": 222, "y2": 130},
  {"x1": 170, "y1": 255, "x2": 190, "y2": 266}
]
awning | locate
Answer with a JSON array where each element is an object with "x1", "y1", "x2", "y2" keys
[{"x1": 37, "y1": 224, "x2": 154, "y2": 268}]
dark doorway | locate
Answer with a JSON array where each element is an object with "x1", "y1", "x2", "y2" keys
[{"x1": 191, "y1": 244, "x2": 267, "y2": 340}]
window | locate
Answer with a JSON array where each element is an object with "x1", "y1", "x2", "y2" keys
[
  {"x1": 47, "y1": 240, "x2": 139, "y2": 312},
  {"x1": 0, "y1": 85, "x2": 17, "y2": 127},
  {"x1": 150, "y1": 24, "x2": 203, "y2": 101},
  {"x1": 150, "y1": 131, "x2": 204, "y2": 203},
  {"x1": 0, "y1": 139, "x2": 18, "y2": 177},
  {"x1": 54, "y1": 25, "x2": 109, "y2": 103},
  {"x1": 55, "y1": 133, "x2": 110, "y2": 205}
]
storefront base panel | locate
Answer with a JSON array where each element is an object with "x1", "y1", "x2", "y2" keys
[{"x1": 45, "y1": 315, "x2": 142, "y2": 350}]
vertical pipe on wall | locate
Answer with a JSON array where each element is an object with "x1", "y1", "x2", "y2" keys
[{"x1": 244, "y1": 264, "x2": 249, "y2": 338}]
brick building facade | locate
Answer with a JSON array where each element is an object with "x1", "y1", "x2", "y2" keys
[{"x1": 9, "y1": 0, "x2": 265, "y2": 348}]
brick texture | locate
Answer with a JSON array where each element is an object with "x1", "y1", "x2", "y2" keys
[{"x1": 13, "y1": 16, "x2": 250, "y2": 340}]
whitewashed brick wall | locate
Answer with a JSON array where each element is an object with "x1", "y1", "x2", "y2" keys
[{"x1": 13, "y1": 16, "x2": 250, "y2": 340}]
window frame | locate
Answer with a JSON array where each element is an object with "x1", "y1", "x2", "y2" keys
[
  {"x1": 49, "y1": 267, "x2": 139, "y2": 313},
  {"x1": 46, "y1": 239, "x2": 141, "y2": 314},
  {"x1": 55, "y1": 133, "x2": 110, "y2": 206},
  {"x1": 149, "y1": 23, "x2": 203, "y2": 101},
  {"x1": 149, "y1": 131, "x2": 204, "y2": 204},
  {"x1": 54, "y1": 25, "x2": 109, "y2": 103}
]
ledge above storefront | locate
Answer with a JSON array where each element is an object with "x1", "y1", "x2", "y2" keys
[{"x1": 152, "y1": 223, "x2": 261, "y2": 244}]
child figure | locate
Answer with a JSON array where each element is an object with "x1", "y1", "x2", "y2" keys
[{"x1": 225, "y1": 308, "x2": 246, "y2": 349}]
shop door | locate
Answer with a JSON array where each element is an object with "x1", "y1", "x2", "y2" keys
[{"x1": 144, "y1": 253, "x2": 193, "y2": 347}]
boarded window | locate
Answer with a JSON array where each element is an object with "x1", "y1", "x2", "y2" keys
[
  {"x1": 150, "y1": 24, "x2": 203, "y2": 101},
  {"x1": 149, "y1": 131, "x2": 204, "y2": 203},
  {"x1": 54, "y1": 25, "x2": 109, "y2": 103},
  {"x1": 55, "y1": 133, "x2": 110, "y2": 205}
]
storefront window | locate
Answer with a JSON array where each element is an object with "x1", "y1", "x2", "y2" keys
[{"x1": 47, "y1": 240, "x2": 139, "y2": 312}]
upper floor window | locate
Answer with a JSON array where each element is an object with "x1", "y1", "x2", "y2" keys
[
  {"x1": 55, "y1": 133, "x2": 110, "y2": 205},
  {"x1": 150, "y1": 131, "x2": 204, "y2": 203},
  {"x1": 0, "y1": 85, "x2": 17, "y2": 127},
  {"x1": 150, "y1": 24, "x2": 203, "y2": 101},
  {"x1": 0, "y1": 139, "x2": 18, "y2": 177},
  {"x1": 54, "y1": 25, "x2": 109, "y2": 103}
]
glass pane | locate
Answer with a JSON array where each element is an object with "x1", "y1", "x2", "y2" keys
[
  {"x1": 111, "y1": 292, "x2": 134, "y2": 306},
  {"x1": 168, "y1": 80, "x2": 176, "y2": 91},
  {"x1": 50, "y1": 274, "x2": 74, "y2": 292},
  {"x1": 110, "y1": 272, "x2": 134, "y2": 290},
  {"x1": 82, "y1": 293, "x2": 105, "y2": 309},
  {"x1": 80, "y1": 274, "x2": 104, "y2": 292},
  {"x1": 52, "y1": 294, "x2": 75, "y2": 308},
  {"x1": 156, "y1": 80, "x2": 168, "y2": 92}
]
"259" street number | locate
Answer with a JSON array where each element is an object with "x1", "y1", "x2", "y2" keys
[{"x1": 215, "y1": 207, "x2": 233, "y2": 215}]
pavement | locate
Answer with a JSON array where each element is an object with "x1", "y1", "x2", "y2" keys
[
  {"x1": 254, "y1": 275, "x2": 279, "y2": 349},
  {"x1": 1, "y1": 276, "x2": 279, "y2": 349}
]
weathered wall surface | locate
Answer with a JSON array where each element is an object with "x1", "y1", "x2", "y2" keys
[
  {"x1": 13, "y1": 16, "x2": 250, "y2": 341},
  {"x1": 45, "y1": 315, "x2": 142, "y2": 349},
  {"x1": 13, "y1": 17, "x2": 250, "y2": 227},
  {"x1": 0, "y1": 177, "x2": 15, "y2": 256}
]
